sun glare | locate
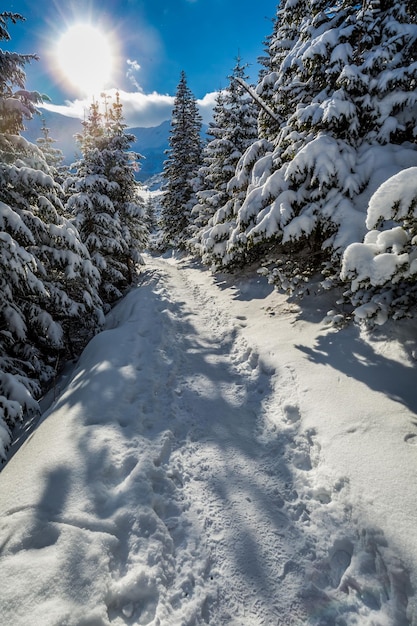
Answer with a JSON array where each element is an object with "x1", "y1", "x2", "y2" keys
[{"x1": 56, "y1": 24, "x2": 114, "y2": 96}]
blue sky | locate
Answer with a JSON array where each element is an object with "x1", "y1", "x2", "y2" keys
[{"x1": 4, "y1": 0, "x2": 277, "y2": 127}]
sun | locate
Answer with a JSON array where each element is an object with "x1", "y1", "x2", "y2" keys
[{"x1": 56, "y1": 24, "x2": 114, "y2": 96}]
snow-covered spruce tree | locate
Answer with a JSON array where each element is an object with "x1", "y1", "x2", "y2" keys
[
  {"x1": 0, "y1": 13, "x2": 43, "y2": 136},
  {"x1": 36, "y1": 117, "x2": 67, "y2": 183},
  {"x1": 350, "y1": 0, "x2": 417, "y2": 146},
  {"x1": 191, "y1": 0, "x2": 355, "y2": 278},
  {"x1": 338, "y1": 0, "x2": 417, "y2": 325},
  {"x1": 0, "y1": 12, "x2": 103, "y2": 449},
  {"x1": 144, "y1": 194, "x2": 157, "y2": 233},
  {"x1": 341, "y1": 168, "x2": 417, "y2": 325},
  {"x1": 160, "y1": 71, "x2": 203, "y2": 249},
  {"x1": 210, "y1": 0, "x2": 417, "y2": 294},
  {"x1": 190, "y1": 90, "x2": 229, "y2": 236},
  {"x1": 65, "y1": 101, "x2": 124, "y2": 307},
  {"x1": 256, "y1": 0, "x2": 312, "y2": 143},
  {"x1": 189, "y1": 58, "x2": 261, "y2": 266},
  {"x1": 222, "y1": 0, "x2": 366, "y2": 290},
  {"x1": 104, "y1": 92, "x2": 147, "y2": 280},
  {"x1": 193, "y1": 15, "x2": 289, "y2": 268},
  {"x1": 1, "y1": 136, "x2": 104, "y2": 359},
  {"x1": 65, "y1": 93, "x2": 147, "y2": 308}
]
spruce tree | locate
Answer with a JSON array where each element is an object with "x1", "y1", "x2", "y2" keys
[
  {"x1": 339, "y1": 0, "x2": 417, "y2": 324},
  {"x1": 189, "y1": 90, "x2": 229, "y2": 239},
  {"x1": 160, "y1": 71, "x2": 203, "y2": 249},
  {"x1": 206, "y1": 1, "x2": 388, "y2": 288},
  {"x1": 65, "y1": 100, "x2": 124, "y2": 306},
  {"x1": 190, "y1": 58, "x2": 259, "y2": 266},
  {"x1": 0, "y1": 13, "x2": 42, "y2": 135},
  {"x1": 36, "y1": 118, "x2": 66, "y2": 182},
  {"x1": 66, "y1": 93, "x2": 147, "y2": 308},
  {"x1": 210, "y1": 0, "x2": 417, "y2": 299},
  {"x1": 351, "y1": 0, "x2": 417, "y2": 145},
  {"x1": 105, "y1": 92, "x2": 148, "y2": 282},
  {"x1": 0, "y1": 12, "x2": 103, "y2": 447},
  {"x1": 341, "y1": 167, "x2": 417, "y2": 325},
  {"x1": 145, "y1": 194, "x2": 157, "y2": 233}
]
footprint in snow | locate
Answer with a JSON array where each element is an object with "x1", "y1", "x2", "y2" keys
[
  {"x1": 153, "y1": 431, "x2": 174, "y2": 467},
  {"x1": 308, "y1": 538, "x2": 353, "y2": 591},
  {"x1": 283, "y1": 403, "x2": 301, "y2": 424},
  {"x1": 329, "y1": 544, "x2": 353, "y2": 588}
]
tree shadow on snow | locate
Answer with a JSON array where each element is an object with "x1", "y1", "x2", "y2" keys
[
  {"x1": 60, "y1": 267, "x2": 308, "y2": 621},
  {"x1": 7, "y1": 264, "x2": 412, "y2": 624},
  {"x1": 172, "y1": 254, "x2": 275, "y2": 302},
  {"x1": 295, "y1": 324, "x2": 417, "y2": 415},
  {"x1": 71, "y1": 267, "x2": 413, "y2": 624}
]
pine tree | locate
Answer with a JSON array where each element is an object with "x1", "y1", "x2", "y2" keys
[
  {"x1": 66, "y1": 93, "x2": 147, "y2": 308},
  {"x1": 105, "y1": 91, "x2": 148, "y2": 282},
  {"x1": 190, "y1": 58, "x2": 260, "y2": 266},
  {"x1": 160, "y1": 71, "x2": 203, "y2": 249},
  {"x1": 0, "y1": 13, "x2": 103, "y2": 449},
  {"x1": 208, "y1": 0, "x2": 417, "y2": 302},
  {"x1": 341, "y1": 166, "x2": 417, "y2": 325},
  {"x1": 36, "y1": 117, "x2": 66, "y2": 176},
  {"x1": 145, "y1": 194, "x2": 157, "y2": 232}
]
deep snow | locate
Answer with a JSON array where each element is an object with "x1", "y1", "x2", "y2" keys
[{"x1": 0, "y1": 253, "x2": 417, "y2": 625}]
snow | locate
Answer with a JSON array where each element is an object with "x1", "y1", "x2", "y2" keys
[
  {"x1": 367, "y1": 167, "x2": 417, "y2": 229},
  {"x1": 1, "y1": 253, "x2": 417, "y2": 625},
  {"x1": 341, "y1": 237, "x2": 410, "y2": 291}
]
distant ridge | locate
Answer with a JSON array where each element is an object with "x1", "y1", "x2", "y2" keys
[{"x1": 131, "y1": 121, "x2": 170, "y2": 182}]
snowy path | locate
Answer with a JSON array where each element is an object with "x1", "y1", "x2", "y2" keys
[{"x1": 0, "y1": 254, "x2": 416, "y2": 625}]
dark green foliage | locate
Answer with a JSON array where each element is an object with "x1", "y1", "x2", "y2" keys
[
  {"x1": 66, "y1": 93, "x2": 148, "y2": 308},
  {"x1": 160, "y1": 71, "x2": 203, "y2": 249},
  {"x1": 0, "y1": 13, "x2": 104, "y2": 452},
  {"x1": 190, "y1": 57, "x2": 260, "y2": 264}
]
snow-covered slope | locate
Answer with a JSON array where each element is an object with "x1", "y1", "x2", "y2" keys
[{"x1": 0, "y1": 253, "x2": 416, "y2": 625}]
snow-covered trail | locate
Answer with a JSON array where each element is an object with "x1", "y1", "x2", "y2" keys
[
  {"x1": 125, "y1": 257, "x2": 309, "y2": 624},
  {"x1": 0, "y1": 254, "x2": 415, "y2": 625}
]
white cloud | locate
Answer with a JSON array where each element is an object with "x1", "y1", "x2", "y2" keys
[
  {"x1": 127, "y1": 59, "x2": 141, "y2": 72},
  {"x1": 126, "y1": 59, "x2": 143, "y2": 92},
  {"x1": 40, "y1": 99, "x2": 88, "y2": 120},
  {"x1": 41, "y1": 90, "x2": 174, "y2": 128},
  {"x1": 197, "y1": 91, "x2": 218, "y2": 124},
  {"x1": 116, "y1": 89, "x2": 175, "y2": 127},
  {"x1": 41, "y1": 88, "x2": 217, "y2": 128}
]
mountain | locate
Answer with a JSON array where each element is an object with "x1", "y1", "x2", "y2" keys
[
  {"x1": 22, "y1": 110, "x2": 170, "y2": 183},
  {"x1": 23, "y1": 110, "x2": 82, "y2": 163},
  {"x1": 130, "y1": 121, "x2": 170, "y2": 182}
]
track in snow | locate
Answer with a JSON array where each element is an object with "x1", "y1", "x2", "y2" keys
[
  {"x1": 0, "y1": 254, "x2": 412, "y2": 626},
  {"x1": 100, "y1": 255, "x2": 411, "y2": 625}
]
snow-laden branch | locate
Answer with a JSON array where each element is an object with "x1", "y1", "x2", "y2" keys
[{"x1": 234, "y1": 77, "x2": 281, "y2": 124}]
